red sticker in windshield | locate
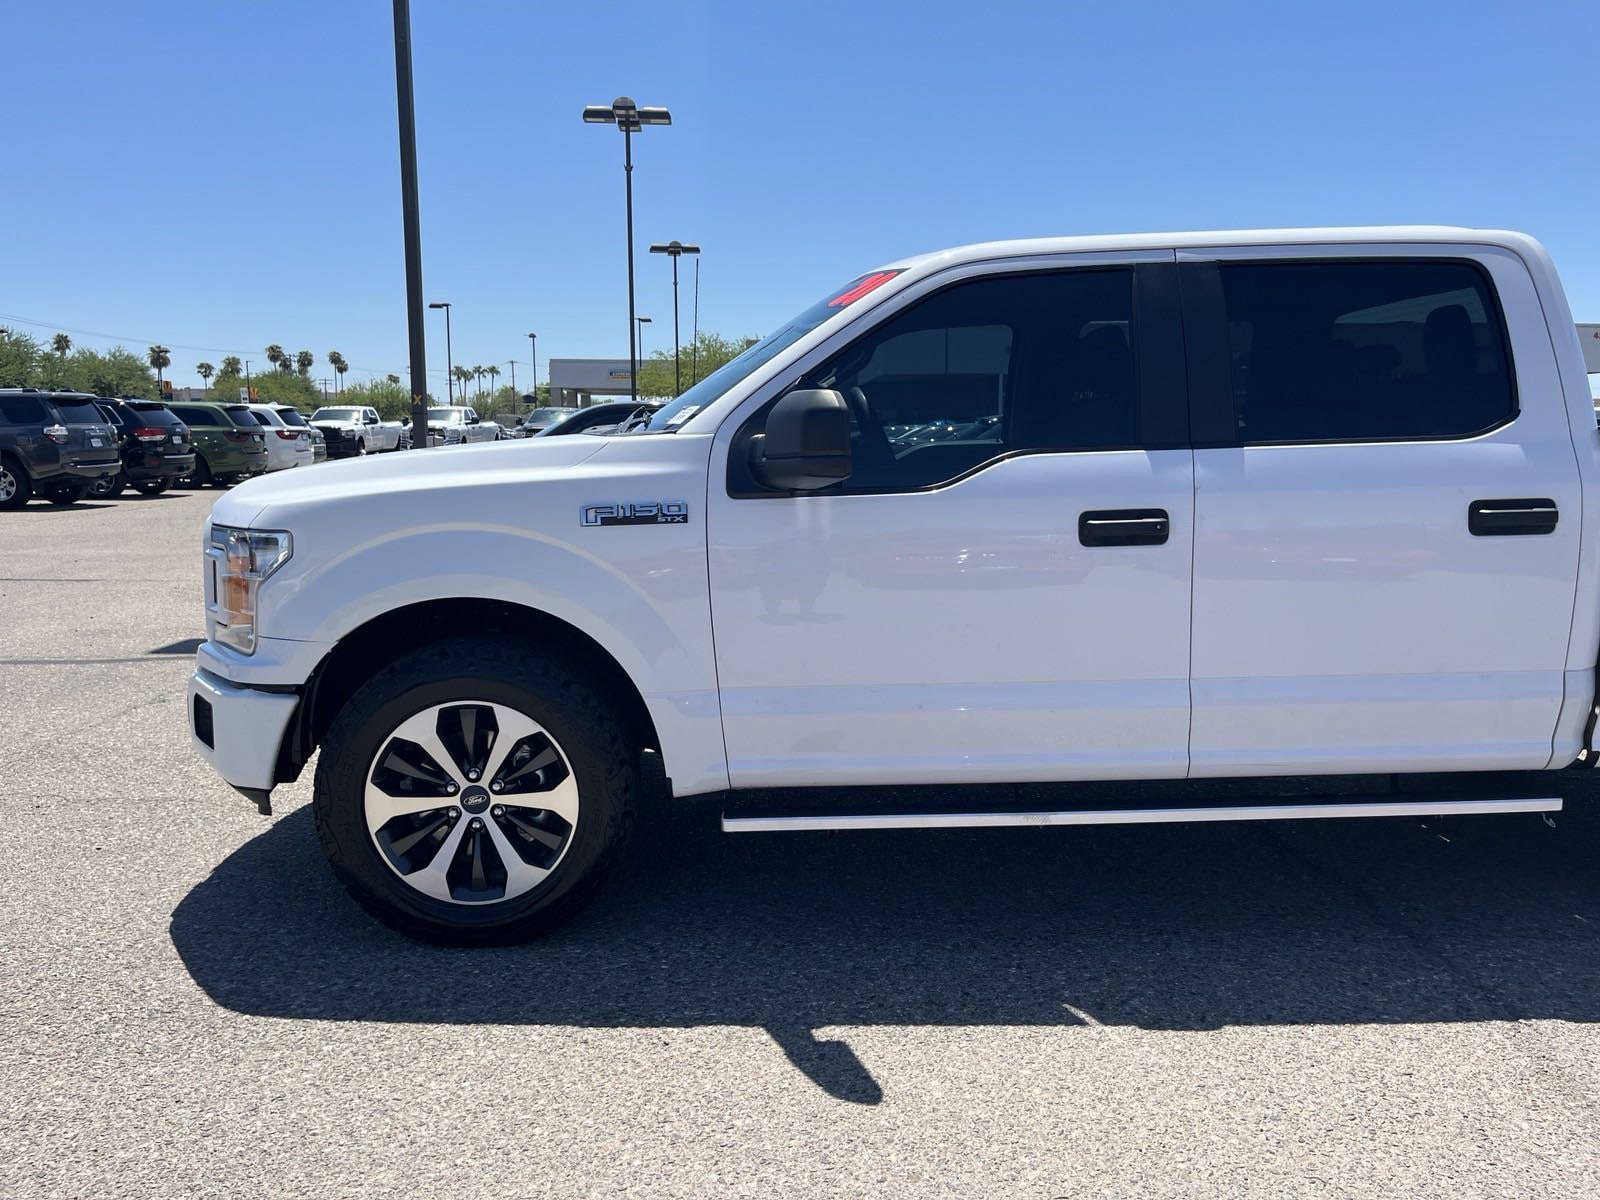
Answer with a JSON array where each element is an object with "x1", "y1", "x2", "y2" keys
[{"x1": 826, "y1": 270, "x2": 901, "y2": 308}]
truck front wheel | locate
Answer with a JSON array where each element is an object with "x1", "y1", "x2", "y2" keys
[{"x1": 313, "y1": 637, "x2": 636, "y2": 944}]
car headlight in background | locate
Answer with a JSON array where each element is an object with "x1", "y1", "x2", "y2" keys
[{"x1": 209, "y1": 525, "x2": 292, "y2": 654}]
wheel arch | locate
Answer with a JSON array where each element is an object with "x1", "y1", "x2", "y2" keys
[{"x1": 278, "y1": 597, "x2": 662, "y2": 789}]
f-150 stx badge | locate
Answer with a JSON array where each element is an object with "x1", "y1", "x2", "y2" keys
[{"x1": 581, "y1": 501, "x2": 689, "y2": 527}]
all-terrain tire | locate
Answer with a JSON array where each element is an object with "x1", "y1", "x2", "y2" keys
[{"x1": 313, "y1": 636, "x2": 637, "y2": 945}]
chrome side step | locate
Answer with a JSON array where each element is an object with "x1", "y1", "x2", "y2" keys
[{"x1": 721, "y1": 797, "x2": 1561, "y2": 833}]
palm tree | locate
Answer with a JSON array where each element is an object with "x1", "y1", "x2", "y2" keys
[
  {"x1": 147, "y1": 345, "x2": 171, "y2": 388},
  {"x1": 385, "y1": 373, "x2": 401, "y2": 386},
  {"x1": 472, "y1": 365, "x2": 485, "y2": 399},
  {"x1": 220, "y1": 355, "x2": 242, "y2": 376},
  {"x1": 295, "y1": 349, "x2": 314, "y2": 377},
  {"x1": 327, "y1": 351, "x2": 348, "y2": 393},
  {"x1": 485, "y1": 364, "x2": 501, "y2": 399},
  {"x1": 51, "y1": 333, "x2": 71, "y2": 361},
  {"x1": 265, "y1": 344, "x2": 286, "y2": 369},
  {"x1": 452, "y1": 365, "x2": 473, "y2": 398},
  {"x1": 196, "y1": 362, "x2": 215, "y2": 390}
]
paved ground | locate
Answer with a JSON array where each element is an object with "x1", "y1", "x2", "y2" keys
[{"x1": 4, "y1": 487, "x2": 1600, "y2": 1198}]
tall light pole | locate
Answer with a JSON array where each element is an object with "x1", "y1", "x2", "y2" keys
[
  {"x1": 527, "y1": 332, "x2": 537, "y2": 402},
  {"x1": 634, "y1": 316, "x2": 652, "y2": 369},
  {"x1": 506, "y1": 359, "x2": 516, "y2": 399},
  {"x1": 428, "y1": 301, "x2": 453, "y2": 404},
  {"x1": 649, "y1": 241, "x2": 700, "y2": 396},
  {"x1": 582, "y1": 96, "x2": 671, "y2": 404},
  {"x1": 392, "y1": 0, "x2": 430, "y2": 449},
  {"x1": 691, "y1": 256, "x2": 700, "y2": 384}
]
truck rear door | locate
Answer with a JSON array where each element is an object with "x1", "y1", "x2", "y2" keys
[{"x1": 1181, "y1": 244, "x2": 1582, "y2": 775}]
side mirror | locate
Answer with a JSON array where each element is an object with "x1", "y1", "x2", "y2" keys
[{"x1": 750, "y1": 389, "x2": 852, "y2": 491}]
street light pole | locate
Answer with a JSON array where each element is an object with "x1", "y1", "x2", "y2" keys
[
  {"x1": 634, "y1": 316, "x2": 652, "y2": 368},
  {"x1": 527, "y1": 333, "x2": 537, "y2": 403},
  {"x1": 582, "y1": 97, "x2": 671, "y2": 405},
  {"x1": 428, "y1": 301, "x2": 453, "y2": 404},
  {"x1": 691, "y1": 257, "x2": 700, "y2": 384},
  {"x1": 649, "y1": 241, "x2": 700, "y2": 396},
  {"x1": 391, "y1": 0, "x2": 430, "y2": 449}
]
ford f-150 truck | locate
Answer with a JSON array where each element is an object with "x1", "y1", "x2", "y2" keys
[{"x1": 188, "y1": 227, "x2": 1600, "y2": 944}]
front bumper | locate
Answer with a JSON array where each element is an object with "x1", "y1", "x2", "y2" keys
[{"x1": 188, "y1": 668, "x2": 300, "y2": 811}]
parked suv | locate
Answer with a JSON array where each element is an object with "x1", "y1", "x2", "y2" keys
[
  {"x1": 166, "y1": 401, "x2": 269, "y2": 488},
  {"x1": 244, "y1": 404, "x2": 314, "y2": 472},
  {"x1": 0, "y1": 388, "x2": 120, "y2": 508},
  {"x1": 89, "y1": 397, "x2": 196, "y2": 497}
]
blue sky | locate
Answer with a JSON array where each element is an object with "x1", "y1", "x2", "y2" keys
[{"x1": 3, "y1": 0, "x2": 1597, "y2": 394}]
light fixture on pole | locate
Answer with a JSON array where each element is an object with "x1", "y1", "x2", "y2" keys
[
  {"x1": 648, "y1": 240, "x2": 700, "y2": 396},
  {"x1": 582, "y1": 96, "x2": 671, "y2": 404},
  {"x1": 427, "y1": 301, "x2": 453, "y2": 404},
  {"x1": 634, "y1": 315, "x2": 652, "y2": 367}
]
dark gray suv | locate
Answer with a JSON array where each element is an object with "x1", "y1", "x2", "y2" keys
[{"x1": 0, "y1": 388, "x2": 122, "y2": 508}]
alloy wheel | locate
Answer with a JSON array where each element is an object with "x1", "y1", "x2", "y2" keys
[
  {"x1": 0, "y1": 466, "x2": 15, "y2": 502},
  {"x1": 364, "y1": 701, "x2": 580, "y2": 905}
]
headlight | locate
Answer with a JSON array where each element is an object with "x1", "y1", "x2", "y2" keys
[{"x1": 209, "y1": 525, "x2": 292, "y2": 654}]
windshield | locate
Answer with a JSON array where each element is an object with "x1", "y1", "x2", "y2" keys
[
  {"x1": 311, "y1": 407, "x2": 360, "y2": 422},
  {"x1": 427, "y1": 408, "x2": 465, "y2": 424},
  {"x1": 642, "y1": 269, "x2": 903, "y2": 432}
]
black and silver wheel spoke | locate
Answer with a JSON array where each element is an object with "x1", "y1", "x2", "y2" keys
[{"x1": 364, "y1": 700, "x2": 580, "y2": 906}]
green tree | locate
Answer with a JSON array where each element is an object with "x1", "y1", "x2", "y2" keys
[
  {"x1": 265, "y1": 344, "x2": 286, "y2": 372},
  {"x1": 147, "y1": 345, "x2": 172, "y2": 390},
  {"x1": 295, "y1": 349, "x2": 314, "y2": 377},
  {"x1": 385, "y1": 373, "x2": 400, "y2": 386},
  {"x1": 635, "y1": 331, "x2": 758, "y2": 399},
  {"x1": 51, "y1": 332, "x2": 71, "y2": 361},
  {"x1": 210, "y1": 363, "x2": 320, "y2": 409},
  {"x1": 196, "y1": 362, "x2": 215, "y2": 389},
  {"x1": 220, "y1": 355, "x2": 242, "y2": 376},
  {"x1": 0, "y1": 327, "x2": 43, "y2": 386},
  {"x1": 327, "y1": 351, "x2": 348, "y2": 393},
  {"x1": 336, "y1": 378, "x2": 419, "y2": 421},
  {"x1": 65, "y1": 347, "x2": 159, "y2": 398},
  {"x1": 451, "y1": 365, "x2": 473, "y2": 399},
  {"x1": 485, "y1": 364, "x2": 500, "y2": 395}
]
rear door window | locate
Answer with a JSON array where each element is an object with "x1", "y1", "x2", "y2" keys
[
  {"x1": 224, "y1": 405, "x2": 261, "y2": 427},
  {"x1": 172, "y1": 405, "x2": 219, "y2": 426},
  {"x1": 1217, "y1": 260, "x2": 1515, "y2": 443},
  {"x1": 0, "y1": 396, "x2": 48, "y2": 423},
  {"x1": 275, "y1": 408, "x2": 307, "y2": 427}
]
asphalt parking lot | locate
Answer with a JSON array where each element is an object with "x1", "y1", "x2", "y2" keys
[{"x1": 5, "y1": 489, "x2": 1600, "y2": 1197}]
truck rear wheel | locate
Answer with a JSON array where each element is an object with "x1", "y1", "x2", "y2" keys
[
  {"x1": 313, "y1": 637, "x2": 636, "y2": 944},
  {"x1": 0, "y1": 457, "x2": 32, "y2": 509}
]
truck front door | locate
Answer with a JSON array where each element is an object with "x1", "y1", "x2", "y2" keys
[{"x1": 707, "y1": 253, "x2": 1195, "y2": 788}]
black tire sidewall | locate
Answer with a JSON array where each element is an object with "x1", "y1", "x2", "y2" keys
[
  {"x1": 315, "y1": 647, "x2": 633, "y2": 942},
  {"x1": 0, "y1": 457, "x2": 32, "y2": 509}
]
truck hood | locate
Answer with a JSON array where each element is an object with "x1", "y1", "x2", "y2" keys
[{"x1": 212, "y1": 436, "x2": 610, "y2": 530}]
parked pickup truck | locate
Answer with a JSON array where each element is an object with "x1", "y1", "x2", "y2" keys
[
  {"x1": 309, "y1": 406, "x2": 405, "y2": 457},
  {"x1": 426, "y1": 405, "x2": 501, "y2": 445},
  {"x1": 188, "y1": 226, "x2": 1600, "y2": 944}
]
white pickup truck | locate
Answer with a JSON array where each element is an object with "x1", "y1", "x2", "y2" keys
[
  {"x1": 189, "y1": 226, "x2": 1600, "y2": 944},
  {"x1": 426, "y1": 405, "x2": 501, "y2": 446},
  {"x1": 308, "y1": 406, "x2": 405, "y2": 456}
]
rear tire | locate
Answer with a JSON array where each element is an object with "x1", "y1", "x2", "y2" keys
[
  {"x1": 313, "y1": 637, "x2": 637, "y2": 945},
  {"x1": 0, "y1": 457, "x2": 34, "y2": 509},
  {"x1": 132, "y1": 479, "x2": 171, "y2": 497},
  {"x1": 187, "y1": 455, "x2": 213, "y2": 488},
  {"x1": 88, "y1": 472, "x2": 124, "y2": 499}
]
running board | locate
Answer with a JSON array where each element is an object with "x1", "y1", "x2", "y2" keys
[{"x1": 721, "y1": 797, "x2": 1561, "y2": 833}]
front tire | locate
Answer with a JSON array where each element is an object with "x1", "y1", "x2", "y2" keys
[
  {"x1": 355, "y1": 439, "x2": 367, "y2": 456},
  {"x1": 0, "y1": 457, "x2": 34, "y2": 509},
  {"x1": 313, "y1": 638, "x2": 637, "y2": 945}
]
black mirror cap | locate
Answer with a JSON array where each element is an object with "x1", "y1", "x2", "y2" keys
[{"x1": 751, "y1": 388, "x2": 852, "y2": 491}]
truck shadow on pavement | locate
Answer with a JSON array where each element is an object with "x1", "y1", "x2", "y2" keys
[{"x1": 171, "y1": 779, "x2": 1600, "y2": 1104}]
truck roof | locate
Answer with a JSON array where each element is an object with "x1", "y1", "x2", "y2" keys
[{"x1": 882, "y1": 226, "x2": 1545, "y2": 271}]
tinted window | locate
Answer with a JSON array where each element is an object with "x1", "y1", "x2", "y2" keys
[
  {"x1": 275, "y1": 408, "x2": 307, "y2": 426},
  {"x1": 50, "y1": 399, "x2": 107, "y2": 425},
  {"x1": 746, "y1": 269, "x2": 1137, "y2": 493},
  {"x1": 124, "y1": 403, "x2": 182, "y2": 426},
  {"x1": 1219, "y1": 260, "x2": 1514, "y2": 443},
  {"x1": 0, "y1": 396, "x2": 48, "y2": 423},
  {"x1": 172, "y1": 405, "x2": 220, "y2": 426}
]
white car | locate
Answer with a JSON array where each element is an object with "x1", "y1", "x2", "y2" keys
[
  {"x1": 243, "y1": 403, "x2": 313, "y2": 472},
  {"x1": 426, "y1": 405, "x2": 501, "y2": 445},
  {"x1": 308, "y1": 405, "x2": 405, "y2": 456},
  {"x1": 188, "y1": 225, "x2": 1599, "y2": 945}
]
